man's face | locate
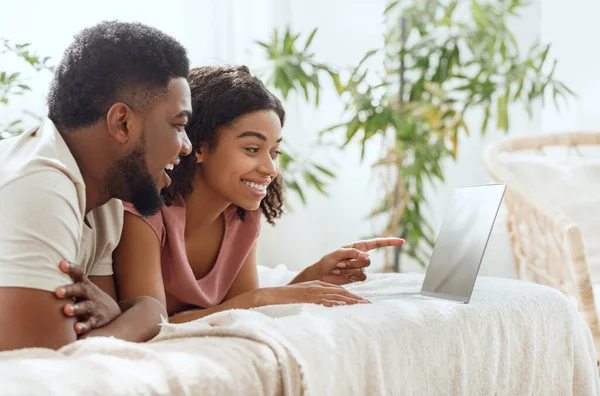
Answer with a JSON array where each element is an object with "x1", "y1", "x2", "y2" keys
[{"x1": 109, "y1": 78, "x2": 192, "y2": 216}]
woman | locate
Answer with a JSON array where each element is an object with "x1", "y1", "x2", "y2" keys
[{"x1": 113, "y1": 66, "x2": 403, "y2": 323}]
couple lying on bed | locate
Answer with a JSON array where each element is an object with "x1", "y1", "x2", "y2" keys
[{"x1": 0, "y1": 21, "x2": 402, "y2": 351}]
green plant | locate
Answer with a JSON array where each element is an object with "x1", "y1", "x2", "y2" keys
[
  {"x1": 258, "y1": 0, "x2": 573, "y2": 270},
  {"x1": 256, "y1": 27, "x2": 338, "y2": 206},
  {"x1": 257, "y1": 27, "x2": 343, "y2": 105},
  {"x1": 0, "y1": 39, "x2": 54, "y2": 140}
]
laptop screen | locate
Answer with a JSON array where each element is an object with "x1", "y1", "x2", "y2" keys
[{"x1": 421, "y1": 184, "x2": 506, "y2": 303}]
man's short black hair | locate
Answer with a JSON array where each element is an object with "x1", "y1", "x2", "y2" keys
[{"x1": 47, "y1": 21, "x2": 189, "y2": 130}]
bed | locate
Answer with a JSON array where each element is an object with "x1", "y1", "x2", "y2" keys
[{"x1": 1, "y1": 267, "x2": 598, "y2": 395}]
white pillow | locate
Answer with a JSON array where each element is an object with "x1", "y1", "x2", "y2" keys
[{"x1": 502, "y1": 154, "x2": 600, "y2": 283}]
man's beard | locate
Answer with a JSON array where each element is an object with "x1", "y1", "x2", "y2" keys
[{"x1": 106, "y1": 137, "x2": 164, "y2": 217}]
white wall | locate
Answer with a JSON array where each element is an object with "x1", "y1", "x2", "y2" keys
[
  {"x1": 2, "y1": 0, "x2": 595, "y2": 279},
  {"x1": 256, "y1": 0, "x2": 544, "y2": 278},
  {"x1": 538, "y1": 0, "x2": 600, "y2": 133},
  {"x1": 0, "y1": 0, "x2": 393, "y2": 272},
  {"x1": 254, "y1": 0, "x2": 392, "y2": 271},
  {"x1": 0, "y1": 0, "x2": 186, "y2": 127}
]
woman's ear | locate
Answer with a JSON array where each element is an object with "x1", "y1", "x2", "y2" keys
[{"x1": 195, "y1": 146, "x2": 204, "y2": 164}]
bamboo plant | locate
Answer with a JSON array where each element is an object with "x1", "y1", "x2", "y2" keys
[{"x1": 258, "y1": 0, "x2": 573, "y2": 270}]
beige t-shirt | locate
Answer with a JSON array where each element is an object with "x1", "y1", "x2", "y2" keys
[{"x1": 0, "y1": 118, "x2": 123, "y2": 292}]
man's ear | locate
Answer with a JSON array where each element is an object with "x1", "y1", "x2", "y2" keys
[{"x1": 106, "y1": 103, "x2": 139, "y2": 144}]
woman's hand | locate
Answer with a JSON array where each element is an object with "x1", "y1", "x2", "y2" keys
[
  {"x1": 293, "y1": 237, "x2": 405, "y2": 285},
  {"x1": 255, "y1": 281, "x2": 370, "y2": 307},
  {"x1": 55, "y1": 260, "x2": 121, "y2": 337}
]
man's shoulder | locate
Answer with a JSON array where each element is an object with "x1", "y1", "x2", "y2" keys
[
  {"x1": 88, "y1": 199, "x2": 124, "y2": 241},
  {"x1": 0, "y1": 169, "x2": 85, "y2": 234},
  {"x1": 0, "y1": 168, "x2": 78, "y2": 198},
  {"x1": 90, "y1": 199, "x2": 124, "y2": 226},
  {"x1": 0, "y1": 171, "x2": 83, "y2": 294},
  {"x1": 0, "y1": 119, "x2": 84, "y2": 192}
]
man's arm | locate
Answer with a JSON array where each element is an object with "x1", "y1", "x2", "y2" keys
[
  {"x1": 0, "y1": 288, "x2": 76, "y2": 351},
  {"x1": 57, "y1": 211, "x2": 169, "y2": 343},
  {"x1": 0, "y1": 171, "x2": 82, "y2": 351}
]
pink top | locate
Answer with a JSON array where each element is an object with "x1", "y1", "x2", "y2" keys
[{"x1": 123, "y1": 194, "x2": 261, "y2": 312}]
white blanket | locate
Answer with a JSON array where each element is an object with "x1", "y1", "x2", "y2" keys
[{"x1": 0, "y1": 270, "x2": 598, "y2": 395}]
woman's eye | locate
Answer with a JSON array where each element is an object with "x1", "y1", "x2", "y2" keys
[
  {"x1": 245, "y1": 148, "x2": 259, "y2": 154},
  {"x1": 271, "y1": 150, "x2": 282, "y2": 159},
  {"x1": 175, "y1": 124, "x2": 187, "y2": 132}
]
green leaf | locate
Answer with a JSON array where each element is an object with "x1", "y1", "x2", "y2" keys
[
  {"x1": 319, "y1": 122, "x2": 349, "y2": 137},
  {"x1": 279, "y1": 150, "x2": 293, "y2": 168},
  {"x1": 275, "y1": 68, "x2": 293, "y2": 99},
  {"x1": 7, "y1": 72, "x2": 20, "y2": 83},
  {"x1": 256, "y1": 41, "x2": 271, "y2": 51},
  {"x1": 314, "y1": 165, "x2": 335, "y2": 178},
  {"x1": 344, "y1": 118, "x2": 362, "y2": 146},
  {"x1": 384, "y1": 1, "x2": 399, "y2": 15},
  {"x1": 450, "y1": 124, "x2": 459, "y2": 158},
  {"x1": 432, "y1": 47, "x2": 449, "y2": 83},
  {"x1": 356, "y1": 49, "x2": 378, "y2": 71},
  {"x1": 481, "y1": 105, "x2": 491, "y2": 135},
  {"x1": 527, "y1": 82, "x2": 539, "y2": 101},
  {"x1": 324, "y1": 69, "x2": 343, "y2": 95},
  {"x1": 363, "y1": 113, "x2": 380, "y2": 141},
  {"x1": 282, "y1": 28, "x2": 300, "y2": 55},
  {"x1": 471, "y1": 0, "x2": 486, "y2": 27},
  {"x1": 552, "y1": 85, "x2": 560, "y2": 105},
  {"x1": 557, "y1": 81, "x2": 575, "y2": 96},
  {"x1": 497, "y1": 93, "x2": 508, "y2": 131},
  {"x1": 286, "y1": 180, "x2": 306, "y2": 204},
  {"x1": 298, "y1": 78, "x2": 310, "y2": 101},
  {"x1": 304, "y1": 172, "x2": 327, "y2": 195},
  {"x1": 538, "y1": 44, "x2": 550, "y2": 71},
  {"x1": 513, "y1": 75, "x2": 525, "y2": 100},
  {"x1": 304, "y1": 28, "x2": 318, "y2": 51},
  {"x1": 272, "y1": 28, "x2": 279, "y2": 51}
]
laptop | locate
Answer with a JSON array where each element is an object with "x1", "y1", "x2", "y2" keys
[
  {"x1": 372, "y1": 183, "x2": 506, "y2": 304},
  {"x1": 419, "y1": 183, "x2": 506, "y2": 303}
]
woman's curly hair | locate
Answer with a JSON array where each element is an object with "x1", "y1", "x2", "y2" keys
[{"x1": 163, "y1": 65, "x2": 285, "y2": 225}]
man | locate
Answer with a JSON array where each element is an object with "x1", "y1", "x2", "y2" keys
[{"x1": 0, "y1": 21, "x2": 192, "y2": 350}]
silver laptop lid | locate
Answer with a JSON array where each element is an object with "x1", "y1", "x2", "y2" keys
[{"x1": 420, "y1": 184, "x2": 506, "y2": 303}]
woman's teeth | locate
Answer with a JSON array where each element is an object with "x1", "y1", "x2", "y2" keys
[
  {"x1": 165, "y1": 163, "x2": 174, "y2": 171},
  {"x1": 242, "y1": 180, "x2": 267, "y2": 192}
]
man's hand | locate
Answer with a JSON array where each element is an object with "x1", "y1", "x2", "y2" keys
[
  {"x1": 54, "y1": 260, "x2": 121, "y2": 337},
  {"x1": 292, "y1": 237, "x2": 405, "y2": 285}
]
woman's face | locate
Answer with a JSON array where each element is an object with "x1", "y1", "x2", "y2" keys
[{"x1": 196, "y1": 109, "x2": 282, "y2": 211}]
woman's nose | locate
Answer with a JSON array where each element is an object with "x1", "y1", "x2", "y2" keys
[{"x1": 180, "y1": 132, "x2": 192, "y2": 157}]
